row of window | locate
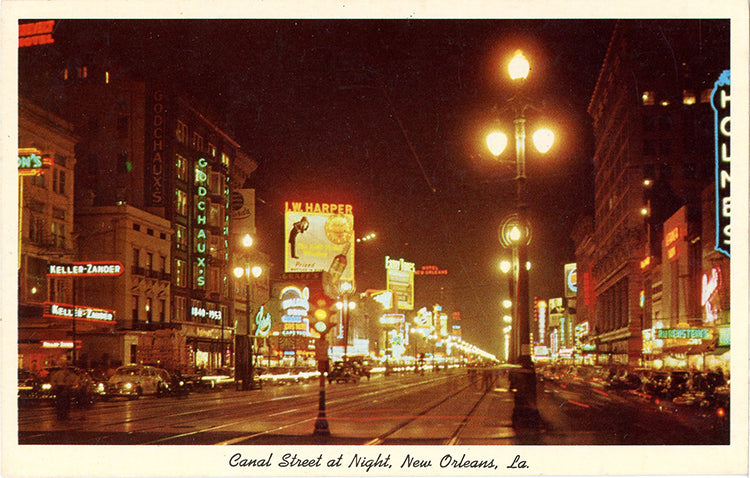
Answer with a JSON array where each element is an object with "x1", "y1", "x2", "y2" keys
[
  {"x1": 131, "y1": 295, "x2": 167, "y2": 323},
  {"x1": 641, "y1": 88, "x2": 712, "y2": 107},
  {"x1": 174, "y1": 121, "x2": 231, "y2": 169},
  {"x1": 133, "y1": 248, "x2": 167, "y2": 274},
  {"x1": 132, "y1": 222, "x2": 168, "y2": 240}
]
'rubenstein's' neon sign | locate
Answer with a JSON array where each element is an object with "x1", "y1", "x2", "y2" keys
[{"x1": 712, "y1": 70, "x2": 730, "y2": 257}]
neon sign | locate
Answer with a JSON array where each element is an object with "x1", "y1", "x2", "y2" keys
[
  {"x1": 194, "y1": 157, "x2": 208, "y2": 288},
  {"x1": 280, "y1": 286, "x2": 310, "y2": 317},
  {"x1": 564, "y1": 263, "x2": 577, "y2": 297},
  {"x1": 18, "y1": 148, "x2": 50, "y2": 175},
  {"x1": 536, "y1": 299, "x2": 547, "y2": 344},
  {"x1": 149, "y1": 90, "x2": 165, "y2": 205},
  {"x1": 47, "y1": 261, "x2": 124, "y2": 277},
  {"x1": 701, "y1": 266, "x2": 721, "y2": 323},
  {"x1": 191, "y1": 306, "x2": 222, "y2": 321},
  {"x1": 19, "y1": 21, "x2": 55, "y2": 48},
  {"x1": 640, "y1": 256, "x2": 651, "y2": 269},
  {"x1": 255, "y1": 305, "x2": 272, "y2": 336},
  {"x1": 43, "y1": 302, "x2": 116, "y2": 322},
  {"x1": 385, "y1": 256, "x2": 415, "y2": 272},
  {"x1": 712, "y1": 70, "x2": 731, "y2": 257},
  {"x1": 656, "y1": 328, "x2": 710, "y2": 340}
]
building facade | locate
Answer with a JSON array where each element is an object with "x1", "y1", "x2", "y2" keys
[
  {"x1": 580, "y1": 20, "x2": 729, "y2": 367},
  {"x1": 18, "y1": 97, "x2": 80, "y2": 369}
]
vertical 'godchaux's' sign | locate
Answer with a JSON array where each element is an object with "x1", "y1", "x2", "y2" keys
[
  {"x1": 194, "y1": 157, "x2": 209, "y2": 288},
  {"x1": 712, "y1": 70, "x2": 730, "y2": 257}
]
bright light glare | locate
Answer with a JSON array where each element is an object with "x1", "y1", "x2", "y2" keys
[
  {"x1": 508, "y1": 50, "x2": 530, "y2": 81},
  {"x1": 503, "y1": 315, "x2": 512, "y2": 324},
  {"x1": 233, "y1": 266, "x2": 244, "y2": 278},
  {"x1": 340, "y1": 281, "x2": 353, "y2": 293},
  {"x1": 348, "y1": 302, "x2": 356, "y2": 310},
  {"x1": 499, "y1": 260, "x2": 512, "y2": 273},
  {"x1": 502, "y1": 299, "x2": 512, "y2": 309},
  {"x1": 486, "y1": 131, "x2": 508, "y2": 156},
  {"x1": 251, "y1": 266, "x2": 263, "y2": 278},
  {"x1": 509, "y1": 226, "x2": 522, "y2": 243},
  {"x1": 242, "y1": 234, "x2": 254, "y2": 247},
  {"x1": 525, "y1": 261, "x2": 531, "y2": 270},
  {"x1": 532, "y1": 128, "x2": 555, "y2": 153}
]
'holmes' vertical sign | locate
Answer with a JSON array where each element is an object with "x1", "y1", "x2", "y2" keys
[{"x1": 711, "y1": 70, "x2": 730, "y2": 257}]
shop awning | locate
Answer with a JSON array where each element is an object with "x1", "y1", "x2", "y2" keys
[{"x1": 707, "y1": 346, "x2": 730, "y2": 356}]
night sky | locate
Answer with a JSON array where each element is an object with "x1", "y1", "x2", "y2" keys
[{"x1": 29, "y1": 19, "x2": 617, "y2": 356}]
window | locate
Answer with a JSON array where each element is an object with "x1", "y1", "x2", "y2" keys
[
  {"x1": 133, "y1": 223, "x2": 141, "y2": 231},
  {"x1": 132, "y1": 295, "x2": 140, "y2": 322},
  {"x1": 176, "y1": 120, "x2": 188, "y2": 144},
  {"x1": 117, "y1": 115, "x2": 129, "y2": 138},
  {"x1": 209, "y1": 172, "x2": 222, "y2": 195},
  {"x1": 159, "y1": 299, "x2": 166, "y2": 322},
  {"x1": 133, "y1": 248, "x2": 140, "y2": 267},
  {"x1": 117, "y1": 151, "x2": 129, "y2": 173},
  {"x1": 77, "y1": 66, "x2": 88, "y2": 79},
  {"x1": 146, "y1": 252, "x2": 154, "y2": 271},
  {"x1": 174, "y1": 296, "x2": 186, "y2": 322},
  {"x1": 159, "y1": 255, "x2": 166, "y2": 273},
  {"x1": 682, "y1": 90, "x2": 696, "y2": 105},
  {"x1": 209, "y1": 203, "x2": 221, "y2": 227},
  {"x1": 641, "y1": 91, "x2": 656, "y2": 106},
  {"x1": 52, "y1": 208, "x2": 65, "y2": 220},
  {"x1": 208, "y1": 143, "x2": 216, "y2": 158},
  {"x1": 192, "y1": 132, "x2": 204, "y2": 151},
  {"x1": 29, "y1": 173, "x2": 45, "y2": 188},
  {"x1": 174, "y1": 259, "x2": 186, "y2": 287},
  {"x1": 175, "y1": 189, "x2": 188, "y2": 216},
  {"x1": 53, "y1": 169, "x2": 66, "y2": 194},
  {"x1": 175, "y1": 154, "x2": 189, "y2": 181},
  {"x1": 147, "y1": 228, "x2": 154, "y2": 236},
  {"x1": 146, "y1": 298, "x2": 153, "y2": 323},
  {"x1": 700, "y1": 89, "x2": 713, "y2": 104},
  {"x1": 209, "y1": 267, "x2": 221, "y2": 294},
  {"x1": 221, "y1": 152, "x2": 230, "y2": 168},
  {"x1": 175, "y1": 224, "x2": 187, "y2": 250},
  {"x1": 50, "y1": 222, "x2": 65, "y2": 248}
]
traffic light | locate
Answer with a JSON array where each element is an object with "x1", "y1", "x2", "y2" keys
[{"x1": 309, "y1": 292, "x2": 334, "y2": 335}]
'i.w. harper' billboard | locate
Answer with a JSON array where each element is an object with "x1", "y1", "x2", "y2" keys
[{"x1": 284, "y1": 201, "x2": 355, "y2": 282}]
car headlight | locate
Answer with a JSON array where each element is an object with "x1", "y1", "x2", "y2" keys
[
  {"x1": 96, "y1": 383, "x2": 105, "y2": 392},
  {"x1": 42, "y1": 383, "x2": 52, "y2": 390},
  {"x1": 124, "y1": 382, "x2": 133, "y2": 390}
]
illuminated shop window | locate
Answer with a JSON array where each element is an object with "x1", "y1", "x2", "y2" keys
[
  {"x1": 641, "y1": 91, "x2": 655, "y2": 106},
  {"x1": 682, "y1": 90, "x2": 696, "y2": 105},
  {"x1": 175, "y1": 189, "x2": 188, "y2": 216},
  {"x1": 700, "y1": 89, "x2": 712, "y2": 103}
]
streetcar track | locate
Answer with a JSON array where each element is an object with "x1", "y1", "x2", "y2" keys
[{"x1": 20, "y1": 372, "x2": 469, "y2": 445}]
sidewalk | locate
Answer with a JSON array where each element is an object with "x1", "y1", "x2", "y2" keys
[{"x1": 456, "y1": 373, "x2": 546, "y2": 445}]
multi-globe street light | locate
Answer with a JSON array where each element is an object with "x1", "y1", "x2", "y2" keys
[
  {"x1": 486, "y1": 49, "x2": 554, "y2": 427},
  {"x1": 233, "y1": 233, "x2": 263, "y2": 391},
  {"x1": 335, "y1": 280, "x2": 356, "y2": 359}
]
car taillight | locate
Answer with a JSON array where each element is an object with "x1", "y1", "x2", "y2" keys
[{"x1": 717, "y1": 407, "x2": 726, "y2": 418}]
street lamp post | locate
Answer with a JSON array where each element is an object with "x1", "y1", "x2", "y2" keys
[
  {"x1": 233, "y1": 234, "x2": 262, "y2": 391},
  {"x1": 487, "y1": 49, "x2": 553, "y2": 428}
]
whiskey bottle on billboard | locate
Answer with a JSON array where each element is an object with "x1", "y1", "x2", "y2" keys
[{"x1": 328, "y1": 242, "x2": 350, "y2": 284}]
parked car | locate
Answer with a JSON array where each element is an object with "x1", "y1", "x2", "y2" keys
[
  {"x1": 18, "y1": 369, "x2": 42, "y2": 404},
  {"x1": 105, "y1": 365, "x2": 171, "y2": 399}
]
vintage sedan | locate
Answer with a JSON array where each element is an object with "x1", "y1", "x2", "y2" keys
[{"x1": 105, "y1": 365, "x2": 171, "y2": 399}]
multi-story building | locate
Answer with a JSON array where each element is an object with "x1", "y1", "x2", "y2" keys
[
  {"x1": 581, "y1": 20, "x2": 729, "y2": 366},
  {"x1": 74, "y1": 204, "x2": 174, "y2": 368},
  {"x1": 23, "y1": 57, "x2": 259, "y2": 370},
  {"x1": 18, "y1": 97, "x2": 80, "y2": 370}
]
